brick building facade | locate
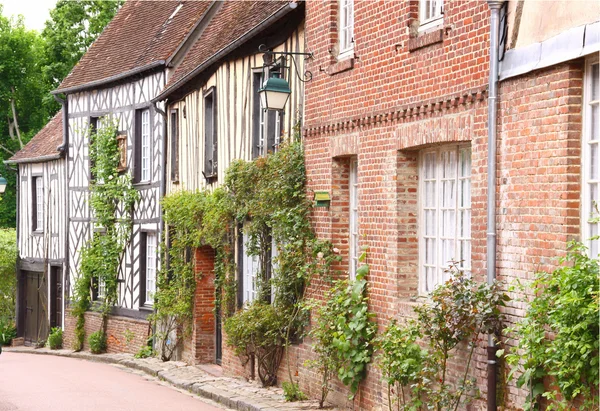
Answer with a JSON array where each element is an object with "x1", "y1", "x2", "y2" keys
[{"x1": 273, "y1": 1, "x2": 598, "y2": 410}]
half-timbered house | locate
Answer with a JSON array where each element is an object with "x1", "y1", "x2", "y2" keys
[
  {"x1": 6, "y1": 110, "x2": 67, "y2": 345},
  {"x1": 153, "y1": 0, "x2": 305, "y2": 365},
  {"x1": 48, "y1": 0, "x2": 213, "y2": 353}
]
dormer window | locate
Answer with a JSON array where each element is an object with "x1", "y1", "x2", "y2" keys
[{"x1": 419, "y1": 0, "x2": 443, "y2": 32}]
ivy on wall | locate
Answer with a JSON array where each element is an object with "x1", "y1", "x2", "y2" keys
[{"x1": 71, "y1": 118, "x2": 138, "y2": 351}]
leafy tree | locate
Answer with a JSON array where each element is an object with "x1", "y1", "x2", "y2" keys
[
  {"x1": 0, "y1": 9, "x2": 47, "y2": 226},
  {"x1": 0, "y1": 1, "x2": 121, "y2": 227},
  {"x1": 41, "y1": 0, "x2": 122, "y2": 113}
]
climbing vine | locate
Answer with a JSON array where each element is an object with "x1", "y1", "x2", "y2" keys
[
  {"x1": 306, "y1": 254, "x2": 377, "y2": 406},
  {"x1": 72, "y1": 118, "x2": 138, "y2": 351},
  {"x1": 155, "y1": 137, "x2": 338, "y2": 385}
]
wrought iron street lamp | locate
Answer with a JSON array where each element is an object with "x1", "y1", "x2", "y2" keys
[{"x1": 258, "y1": 44, "x2": 313, "y2": 111}]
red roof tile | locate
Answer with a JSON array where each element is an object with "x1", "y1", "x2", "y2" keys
[
  {"x1": 161, "y1": 0, "x2": 288, "y2": 96},
  {"x1": 7, "y1": 111, "x2": 63, "y2": 163},
  {"x1": 56, "y1": 0, "x2": 212, "y2": 93}
]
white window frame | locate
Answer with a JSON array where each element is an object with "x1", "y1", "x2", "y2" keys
[
  {"x1": 419, "y1": 0, "x2": 443, "y2": 32},
  {"x1": 418, "y1": 145, "x2": 471, "y2": 294},
  {"x1": 338, "y1": 0, "x2": 354, "y2": 59},
  {"x1": 582, "y1": 57, "x2": 599, "y2": 258},
  {"x1": 35, "y1": 176, "x2": 44, "y2": 232},
  {"x1": 145, "y1": 232, "x2": 157, "y2": 304},
  {"x1": 97, "y1": 278, "x2": 106, "y2": 300},
  {"x1": 242, "y1": 232, "x2": 259, "y2": 304},
  {"x1": 140, "y1": 109, "x2": 151, "y2": 182},
  {"x1": 349, "y1": 158, "x2": 359, "y2": 280}
]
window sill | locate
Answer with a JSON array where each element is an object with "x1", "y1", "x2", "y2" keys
[
  {"x1": 408, "y1": 27, "x2": 445, "y2": 52},
  {"x1": 32, "y1": 230, "x2": 43, "y2": 236},
  {"x1": 139, "y1": 305, "x2": 153, "y2": 312},
  {"x1": 133, "y1": 181, "x2": 151, "y2": 188},
  {"x1": 328, "y1": 57, "x2": 355, "y2": 76}
]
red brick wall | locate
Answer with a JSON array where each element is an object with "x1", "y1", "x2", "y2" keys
[
  {"x1": 64, "y1": 310, "x2": 150, "y2": 354},
  {"x1": 182, "y1": 246, "x2": 217, "y2": 364},
  {"x1": 293, "y1": 1, "x2": 586, "y2": 410},
  {"x1": 496, "y1": 62, "x2": 584, "y2": 407}
]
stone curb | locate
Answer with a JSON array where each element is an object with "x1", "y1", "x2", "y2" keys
[{"x1": 3, "y1": 347, "x2": 326, "y2": 411}]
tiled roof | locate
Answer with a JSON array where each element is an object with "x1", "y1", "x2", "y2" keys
[
  {"x1": 56, "y1": 0, "x2": 212, "y2": 93},
  {"x1": 160, "y1": 0, "x2": 289, "y2": 97},
  {"x1": 7, "y1": 111, "x2": 63, "y2": 164}
]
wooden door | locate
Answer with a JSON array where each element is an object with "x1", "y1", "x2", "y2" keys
[
  {"x1": 50, "y1": 267, "x2": 62, "y2": 329},
  {"x1": 24, "y1": 272, "x2": 48, "y2": 345}
]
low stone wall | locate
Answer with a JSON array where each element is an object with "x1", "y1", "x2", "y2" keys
[{"x1": 64, "y1": 310, "x2": 150, "y2": 354}]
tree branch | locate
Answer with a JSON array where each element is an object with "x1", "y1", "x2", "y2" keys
[
  {"x1": 10, "y1": 87, "x2": 24, "y2": 149},
  {"x1": 0, "y1": 143, "x2": 15, "y2": 156}
]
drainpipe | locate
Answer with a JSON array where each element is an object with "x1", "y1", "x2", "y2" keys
[
  {"x1": 54, "y1": 93, "x2": 69, "y2": 325},
  {"x1": 486, "y1": 1, "x2": 504, "y2": 410}
]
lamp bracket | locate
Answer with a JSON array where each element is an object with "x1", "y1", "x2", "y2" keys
[{"x1": 258, "y1": 44, "x2": 314, "y2": 83}]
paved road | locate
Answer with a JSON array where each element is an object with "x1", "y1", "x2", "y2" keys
[{"x1": 0, "y1": 352, "x2": 226, "y2": 411}]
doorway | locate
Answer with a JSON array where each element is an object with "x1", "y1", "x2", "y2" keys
[{"x1": 24, "y1": 271, "x2": 48, "y2": 345}]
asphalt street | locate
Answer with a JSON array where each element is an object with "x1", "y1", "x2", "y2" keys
[{"x1": 0, "y1": 352, "x2": 226, "y2": 411}]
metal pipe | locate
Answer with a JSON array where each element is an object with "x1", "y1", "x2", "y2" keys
[{"x1": 486, "y1": 1, "x2": 504, "y2": 410}]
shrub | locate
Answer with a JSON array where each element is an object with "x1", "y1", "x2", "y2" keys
[
  {"x1": 0, "y1": 229, "x2": 17, "y2": 323},
  {"x1": 282, "y1": 381, "x2": 308, "y2": 402},
  {"x1": 306, "y1": 259, "x2": 377, "y2": 405},
  {"x1": 134, "y1": 345, "x2": 153, "y2": 359},
  {"x1": 88, "y1": 330, "x2": 107, "y2": 354},
  {"x1": 224, "y1": 301, "x2": 290, "y2": 387},
  {"x1": 0, "y1": 319, "x2": 16, "y2": 346},
  {"x1": 47, "y1": 327, "x2": 63, "y2": 350},
  {"x1": 504, "y1": 243, "x2": 599, "y2": 411}
]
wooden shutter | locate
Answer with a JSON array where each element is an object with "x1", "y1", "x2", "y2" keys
[
  {"x1": 133, "y1": 110, "x2": 142, "y2": 183},
  {"x1": 139, "y1": 232, "x2": 147, "y2": 307},
  {"x1": 31, "y1": 177, "x2": 37, "y2": 232},
  {"x1": 252, "y1": 73, "x2": 262, "y2": 159},
  {"x1": 170, "y1": 109, "x2": 179, "y2": 181},
  {"x1": 267, "y1": 111, "x2": 276, "y2": 153},
  {"x1": 204, "y1": 88, "x2": 217, "y2": 178}
]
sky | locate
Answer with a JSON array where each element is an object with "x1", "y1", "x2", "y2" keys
[{"x1": 1, "y1": 0, "x2": 57, "y2": 31}]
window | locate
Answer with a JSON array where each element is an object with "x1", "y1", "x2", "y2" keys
[
  {"x1": 419, "y1": 0, "x2": 443, "y2": 31},
  {"x1": 252, "y1": 71, "x2": 284, "y2": 158},
  {"x1": 32, "y1": 176, "x2": 43, "y2": 232},
  {"x1": 339, "y1": 0, "x2": 354, "y2": 58},
  {"x1": 97, "y1": 279, "x2": 106, "y2": 300},
  {"x1": 134, "y1": 108, "x2": 151, "y2": 183},
  {"x1": 242, "y1": 232, "x2": 259, "y2": 304},
  {"x1": 170, "y1": 109, "x2": 179, "y2": 181},
  {"x1": 349, "y1": 158, "x2": 359, "y2": 279},
  {"x1": 583, "y1": 59, "x2": 599, "y2": 257},
  {"x1": 419, "y1": 145, "x2": 471, "y2": 294},
  {"x1": 204, "y1": 87, "x2": 217, "y2": 179},
  {"x1": 139, "y1": 232, "x2": 157, "y2": 306}
]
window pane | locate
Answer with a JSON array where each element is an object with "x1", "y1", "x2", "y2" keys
[
  {"x1": 591, "y1": 104, "x2": 599, "y2": 142},
  {"x1": 592, "y1": 63, "x2": 599, "y2": 101}
]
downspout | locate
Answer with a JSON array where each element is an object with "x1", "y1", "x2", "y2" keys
[
  {"x1": 486, "y1": 1, "x2": 504, "y2": 410},
  {"x1": 54, "y1": 93, "x2": 69, "y2": 323}
]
